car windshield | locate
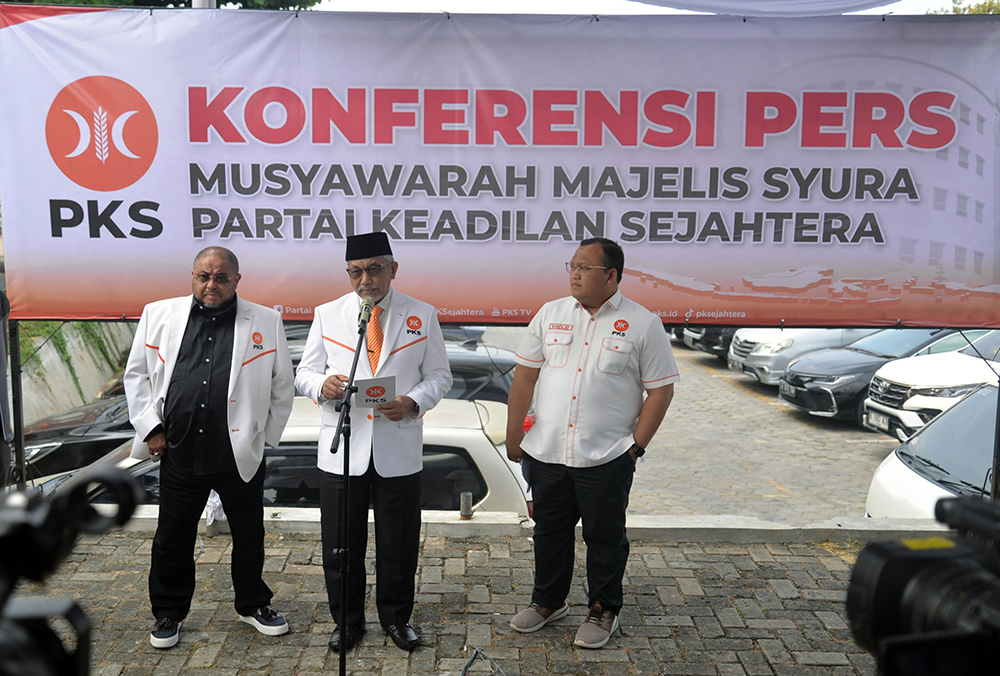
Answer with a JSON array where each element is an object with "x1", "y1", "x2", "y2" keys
[
  {"x1": 846, "y1": 328, "x2": 945, "y2": 359},
  {"x1": 960, "y1": 330, "x2": 1000, "y2": 360},
  {"x1": 899, "y1": 384, "x2": 997, "y2": 495}
]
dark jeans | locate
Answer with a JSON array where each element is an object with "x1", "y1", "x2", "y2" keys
[
  {"x1": 527, "y1": 451, "x2": 635, "y2": 614},
  {"x1": 150, "y1": 454, "x2": 272, "y2": 621},
  {"x1": 320, "y1": 462, "x2": 421, "y2": 628}
]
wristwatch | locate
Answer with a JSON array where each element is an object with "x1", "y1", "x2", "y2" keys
[
  {"x1": 413, "y1": 401, "x2": 420, "y2": 416},
  {"x1": 629, "y1": 443, "x2": 646, "y2": 458}
]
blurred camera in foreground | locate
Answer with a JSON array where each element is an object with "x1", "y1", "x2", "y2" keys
[
  {"x1": 847, "y1": 496, "x2": 1000, "y2": 675},
  {"x1": 0, "y1": 466, "x2": 140, "y2": 676}
]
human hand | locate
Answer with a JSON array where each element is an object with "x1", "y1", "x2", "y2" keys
[
  {"x1": 322, "y1": 374, "x2": 349, "y2": 400},
  {"x1": 147, "y1": 431, "x2": 167, "y2": 460},
  {"x1": 376, "y1": 396, "x2": 415, "y2": 421}
]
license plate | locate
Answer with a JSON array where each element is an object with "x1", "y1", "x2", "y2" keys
[
  {"x1": 779, "y1": 380, "x2": 795, "y2": 397},
  {"x1": 868, "y1": 410, "x2": 889, "y2": 431}
]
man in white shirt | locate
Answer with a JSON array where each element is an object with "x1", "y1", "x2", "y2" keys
[
  {"x1": 506, "y1": 237, "x2": 679, "y2": 649},
  {"x1": 294, "y1": 233, "x2": 452, "y2": 653}
]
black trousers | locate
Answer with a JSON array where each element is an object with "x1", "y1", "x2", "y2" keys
[
  {"x1": 319, "y1": 461, "x2": 421, "y2": 628},
  {"x1": 528, "y1": 451, "x2": 635, "y2": 615},
  {"x1": 149, "y1": 454, "x2": 272, "y2": 621}
]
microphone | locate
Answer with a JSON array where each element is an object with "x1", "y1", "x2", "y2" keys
[{"x1": 358, "y1": 295, "x2": 375, "y2": 327}]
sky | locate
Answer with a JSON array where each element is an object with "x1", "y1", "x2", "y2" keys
[{"x1": 314, "y1": 0, "x2": 956, "y2": 15}]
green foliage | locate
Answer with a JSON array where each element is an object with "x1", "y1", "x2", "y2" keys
[{"x1": 930, "y1": 0, "x2": 1000, "y2": 13}]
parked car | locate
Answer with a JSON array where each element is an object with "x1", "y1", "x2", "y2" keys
[
  {"x1": 865, "y1": 384, "x2": 996, "y2": 518},
  {"x1": 32, "y1": 396, "x2": 531, "y2": 516},
  {"x1": 864, "y1": 330, "x2": 1000, "y2": 441},
  {"x1": 682, "y1": 327, "x2": 736, "y2": 360},
  {"x1": 16, "y1": 342, "x2": 519, "y2": 484},
  {"x1": 728, "y1": 328, "x2": 879, "y2": 386},
  {"x1": 779, "y1": 328, "x2": 990, "y2": 428}
]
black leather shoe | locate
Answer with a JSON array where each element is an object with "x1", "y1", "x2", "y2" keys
[
  {"x1": 328, "y1": 623, "x2": 364, "y2": 652},
  {"x1": 383, "y1": 623, "x2": 419, "y2": 651}
]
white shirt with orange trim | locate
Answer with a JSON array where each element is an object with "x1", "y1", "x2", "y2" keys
[{"x1": 515, "y1": 290, "x2": 679, "y2": 468}]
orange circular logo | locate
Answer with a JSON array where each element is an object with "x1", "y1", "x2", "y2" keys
[
  {"x1": 614, "y1": 320, "x2": 629, "y2": 332},
  {"x1": 252, "y1": 332, "x2": 263, "y2": 345},
  {"x1": 406, "y1": 316, "x2": 422, "y2": 330},
  {"x1": 45, "y1": 76, "x2": 158, "y2": 191},
  {"x1": 366, "y1": 386, "x2": 386, "y2": 398}
]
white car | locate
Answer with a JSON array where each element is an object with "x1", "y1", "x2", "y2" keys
[
  {"x1": 728, "y1": 328, "x2": 878, "y2": 386},
  {"x1": 32, "y1": 396, "x2": 531, "y2": 517},
  {"x1": 864, "y1": 330, "x2": 1000, "y2": 441},
  {"x1": 865, "y1": 384, "x2": 994, "y2": 519}
]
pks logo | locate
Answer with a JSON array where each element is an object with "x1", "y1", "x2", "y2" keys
[
  {"x1": 612, "y1": 319, "x2": 629, "y2": 337},
  {"x1": 252, "y1": 332, "x2": 264, "y2": 350},
  {"x1": 45, "y1": 76, "x2": 158, "y2": 191},
  {"x1": 406, "y1": 316, "x2": 422, "y2": 335},
  {"x1": 366, "y1": 386, "x2": 386, "y2": 398}
]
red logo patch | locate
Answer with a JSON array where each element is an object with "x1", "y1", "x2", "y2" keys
[
  {"x1": 406, "y1": 316, "x2": 422, "y2": 330},
  {"x1": 366, "y1": 386, "x2": 386, "y2": 398},
  {"x1": 252, "y1": 332, "x2": 263, "y2": 345},
  {"x1": 614, "y1": 320, "x2": 629, "y2": 332},
  {"x1": 45, "y1": 76, "x2": 158, "y2": 191}
]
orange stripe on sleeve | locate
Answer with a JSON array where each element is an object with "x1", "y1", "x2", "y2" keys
[{"x1": 642, "y1": 373, "x2": 679, "y2": 385}]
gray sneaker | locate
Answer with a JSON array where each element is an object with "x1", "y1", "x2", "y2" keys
[
  {"x1": 509, "y1": 602, "x2": 569, "y2": 633},
  {"x1": 573, "y1": 602, "x2": 619, "y2": 649}
]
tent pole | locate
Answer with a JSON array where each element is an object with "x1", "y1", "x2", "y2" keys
[{"x1": 9, "y1": 320, "x2": 24, "y2": 490}]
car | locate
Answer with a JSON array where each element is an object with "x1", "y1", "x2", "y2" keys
[
  {"x1": 15, "y1": 341, "x2": 519, "y2": 484},
  {"x1": 728, "y1": 328, "x2": 879, "y2": 386},
  {"x1": 865, "y1": 384, "x2": 996, "y2": 519},
  {"x1": 864, "y1": 330, "x2": 1000, "y2": 441},
  {"x1": 779, "y1": 328, "x2": 990, "y2": 428},
  {"x1": 681, "y1": 326, "x2": 736, "y2": 360},
  {"x1": 32, "y1": 396, "x2": 531, "y2": 517}
]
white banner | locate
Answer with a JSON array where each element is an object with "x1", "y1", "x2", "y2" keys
[{"x1": 0, "y1": 6, "x2": 998, "y2": 326}]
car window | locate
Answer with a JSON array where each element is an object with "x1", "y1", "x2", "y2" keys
[
  {"x1": 916, "y1": 330, "x2": 990, "y2": 356},
  {"x1": 848, "y1": 328, "x2": 944, "y2": 358},
  {"x1": 902, "y1": 385, "x2": 996, "y2": 494},
  {"x1": 960, "y1": 330, "x2": 1000, "y2": 360}
]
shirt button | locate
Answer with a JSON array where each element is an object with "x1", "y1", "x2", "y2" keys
[
  {"x1": 205, "y1": 358, "x2": 210, "y2": 362},
  {"x1": 200, "y1": 404, "x2": 205, "y2": 408},
  {"x1": 209, "y1": 337, "x2": 213, "y2": 341},
  {"x1": 572, "y1": 396, "x2": 577, "y2": 400},
  {"x1": 578, "y1": 368, "x2": 582, "y2": 372},
  {"x1": 198, "y1": 429, "x2": 204, "y2": 433},
  {"x1": 202, "y1": 380, "x2": 208, "y2": 385},
  {"x1": 569, "y1": 424, "x2": 574, "y2": 428},
  {"x1": 585, "y1": 342, "x2": 589, "y2": 346}
]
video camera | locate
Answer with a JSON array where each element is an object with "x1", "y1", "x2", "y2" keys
[
  {"x1": 847, "y1": 496, "x2": 1000, "y2": 676},
  {"x1": 0, "y1": 467, "x2": 140, "y2": 676}
]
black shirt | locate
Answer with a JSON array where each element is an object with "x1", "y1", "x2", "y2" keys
[{"x1": 162, "y1": 298, "x2": 237, "y2": 475}]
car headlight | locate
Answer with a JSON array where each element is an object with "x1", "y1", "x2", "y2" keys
[
  {"x1": 24, "y1": 441, "x2": 61, "y2": 462},
  {"x1": 909, "y1": 384, "x2": 982, "y2": 398},
  {"x1": 752, "y1": 339, "x2": 794, "y2": 355},
  {"x1": 812, "y1": 373, "x2": 860, "y2": 387}
]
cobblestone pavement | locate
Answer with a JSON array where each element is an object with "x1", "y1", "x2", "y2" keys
[
  {"x1": 484, "y1": 328, "x2": 898, "y2": 524},
  {"x1": 20, "y1": 530, "x2": 874, "y2": 676}
]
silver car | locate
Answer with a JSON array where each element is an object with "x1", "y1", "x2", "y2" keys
[{"x1": 728, "y1": 328, "x2": 879, "y2": 386}]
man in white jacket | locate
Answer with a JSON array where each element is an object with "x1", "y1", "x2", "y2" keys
[
  {"x1": 295, "y1": 233, "x2": 451, "y2": 653},
  {"x1": 124, "y1": 246, "x2": 294, "y2": 649}
]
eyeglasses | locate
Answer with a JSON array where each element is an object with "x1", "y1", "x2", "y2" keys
[
  {"x1": 194, "y1": 273, "x2": 233, "y2": 285},
  {"x1": 565, "y1": 262, "x2": 610, "y2": 274},
  {"x1": 347, "y1": 263, "x2": 387, "y2": 280}
]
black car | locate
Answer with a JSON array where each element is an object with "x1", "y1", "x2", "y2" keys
[
  {"x1": 682, "y1": 326, "x2": 736, "y2": 360},
  {"x1": 15, "y1": 341, "x2": 517, "y2": 483},
  {"x1": 779, "y1": 328, "x2": 987, "y2": 428}
]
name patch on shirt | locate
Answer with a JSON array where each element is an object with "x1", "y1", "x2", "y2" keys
[{"x1": 549, "y1": 323, "x2": 573, "y2": 331}]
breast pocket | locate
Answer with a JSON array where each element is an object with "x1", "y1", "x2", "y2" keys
[
  {"x1": 597, "y1": 337, "x2": 633, "y2": 375},
  {"x1": 543, "y1": 330, "x2": 574, "y2": 369}
]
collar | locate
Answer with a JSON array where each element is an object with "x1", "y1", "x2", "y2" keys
[{"x1": 575, "y1": 289, "x2": 622, "y2": 315}]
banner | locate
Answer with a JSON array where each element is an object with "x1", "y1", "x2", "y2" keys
[{"x1": 0, "y1": 7, "x2": 998, "y2": 326}]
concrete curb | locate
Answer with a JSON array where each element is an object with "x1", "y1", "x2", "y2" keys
[{"x1": 120, "y1": 506, "x2": 951, "y2": 543}]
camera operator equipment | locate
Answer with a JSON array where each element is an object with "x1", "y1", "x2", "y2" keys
[
  {"x1": 0, "y1": 465, "x2": 140, "y2": 676},
  {"x1": 847, "y1": 496, "x2": 1000, "y2": 675}
]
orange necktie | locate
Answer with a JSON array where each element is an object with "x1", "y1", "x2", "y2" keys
[{"x1": 367, "y1": 305, "x2": 383, "y2": 374}]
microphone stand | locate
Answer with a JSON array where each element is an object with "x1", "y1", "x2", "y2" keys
[{"x1": 330, "y1": 303, "x2": 371, "y2": 676}]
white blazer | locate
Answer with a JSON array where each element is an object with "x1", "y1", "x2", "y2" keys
[
  {"x1": 294, "y1": 289, "x2": 452, "y2": 478},
  {"x1": 124, "y1": 295, "x2": 295, "y2": 482}
]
